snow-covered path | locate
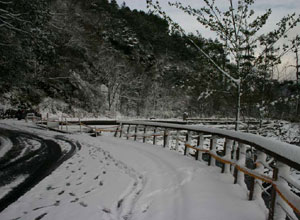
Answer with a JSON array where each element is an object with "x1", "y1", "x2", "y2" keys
[
  {"x1": 94, "y1": 136, "x2": 265, "y2": 220},
  {"x1": 0, "y1": 121, "x2": 265, "y2": 220}
]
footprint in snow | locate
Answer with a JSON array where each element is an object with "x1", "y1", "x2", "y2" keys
[
  {"x1": 33, "y1": 206, "x2": 46, "y2": 211},
  {"x1": 142, "y1": 204, "x2": 150, "y2": 213},
  {"x1": 46, "y1": 185, "x2": 56, "y2": 191},
  {"x1": 117, "y1": 199, "x2": 123, "y2": 208},
  {"x1": 102, "y1": 208, "x2": 111, "y2": 213},
  {"x1": 79, "y1": 202, "x2": 88, "y2": 207},
  {"x1": 66, "y1": 182, "x2": 71, "y2": 186},
  {"x1": 94, "y1": 175, "x2": 99, "y2": 180},
  {"x1": 70, "y1": 198, "x2": 79, "y2": 203},
  {"x1": 122, "y1": 214, "x2": 130, "y2": 220}
]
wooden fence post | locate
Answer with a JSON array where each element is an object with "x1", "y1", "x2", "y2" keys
[
  {"x1": 79, "y1": 118, "x2": 82, "y2": 133},
  {"x1": 195, "y1": 133, "x2": 200, "y2": 159},
  {"x1": 235, "y1": 143, "x2": 246, "y2": 188},
  {"x1": 223, "y1": 139, "x2": 233, "y2": 173},
  {"x1": 163, "y1": 128, "x2": 169, "y2": 148},
  {"x1": 248, "y1": 153, "x2": 257, "y2": 201},
  {"x1": 250, "y1": 151, "x2": 266, "y2": 201},
  {"x1": 127, "y1": 125, "x2": 131, "y2": 140},
  {"x1": 208, "y1": 135, "x2": 217, "y2": 166},
  {"x1": 232, "y1": 142, "x2": 239, "y2": 176},
  {"x1": 119, "y1": 123, "x2": 123, "y2": 138},
  {"x1": 153, "y1": 127, "x2": 157, "y2": 145},
  {"x1": 143, "y1": 126, "x2": 147, "y2": 143},
  {"x1": 134, "y1": 125, "x2": 138, "y2": 141},
  {"x1": 115, "y1": 123, "x2": 122, "y2": 137},
  {"x1": 175, "y1": 129, "x2": 180, "y2": 151},
  {"x1": 272, "y1": 163, "x2": 295, "y2": 220},
  {"x1": 196, "y1": 133, "x2": 204, "y2": 161},
  {"x1": 268, "y1": 167, "x2": 278, "y2": 220},
  {"x1": 94, "y1": 126, "x2": 97, "y2": 137},
  {"x1": 184, "y1": 131, "x2": 192, "y2": 156},
  {"x1": 184, "y1": 131, "x2": 188, "y2": 155}
]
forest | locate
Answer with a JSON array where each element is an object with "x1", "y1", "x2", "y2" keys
[{"x1": 0, "y1": 0, "x2": 299, "y2": 121}]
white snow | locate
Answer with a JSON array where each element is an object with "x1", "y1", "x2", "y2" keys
[
  {"x1": 8, "y1": 138, "x2": 42, "y2": 164},
  {"x1": 0, "y1": 120, "x2": 266, "y2": 220},
  {"x1": 0, "y1": 135, "x2": 13, "y2": 159}
]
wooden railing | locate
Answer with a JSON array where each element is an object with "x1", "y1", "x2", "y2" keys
[
  {"x1": 114, "y1": 121, "x2": 300, "y2": 220},
  {"x1": 36, "y1": 117, "x2": 119, "y2": 135}
]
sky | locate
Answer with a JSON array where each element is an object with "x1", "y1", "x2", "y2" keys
[{"x1": 115, "y1": 0, "x2": 300, "y2": 80}]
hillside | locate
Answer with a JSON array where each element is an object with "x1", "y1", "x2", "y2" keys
[
  {"x1": 0, "y1": 0, "x2": 209, "y2": 117},
  {"x1": 0, "y1": 0, "x2": 299, "y2": 120}
]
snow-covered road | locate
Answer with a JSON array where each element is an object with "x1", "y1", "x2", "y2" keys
[
  {"x1": 98, "y1": 136, "x2": 265, "y2": 220},
  {"x1": 0, "y1": 121, "x2": 265, "y2": 220}
]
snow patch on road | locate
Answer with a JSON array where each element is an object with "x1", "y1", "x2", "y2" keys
[
  {"x1": 0, "y1": 135, "x2": 13, "y2": 159},
  {"x1": 0, "y1": 175, "x2": 29, "y2": 199}
]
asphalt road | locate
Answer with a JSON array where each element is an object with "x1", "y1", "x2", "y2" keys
[{"x1": 0, "y1": 128, "x2": 79, "y2": 212}]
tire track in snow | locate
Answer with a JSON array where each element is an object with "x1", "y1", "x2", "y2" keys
[
  {"x1": 126, "y1": 145, "x2": 193, "y2": 220},
  {"x1": 99, "y1": 137, "x2": 197, "y2": 220}
]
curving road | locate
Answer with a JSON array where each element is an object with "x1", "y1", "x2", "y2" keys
[
  {"x1": 0, "y1": 122, "x2": 265, "y2": 220},
  {"x1": 0, "y1": 128, "x2": 78, "y2": 212}
]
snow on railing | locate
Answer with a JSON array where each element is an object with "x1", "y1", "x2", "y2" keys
[
  {"x1": 36, "y1": 117, "x2": 120, "y2": 135},
  {"x1": 114, "y1": 121, "x2": 300, "y2": 220}
]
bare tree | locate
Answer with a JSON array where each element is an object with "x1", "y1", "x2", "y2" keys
[{"x1": 147, "y1": 0, "x2": 300, "y2": 129}]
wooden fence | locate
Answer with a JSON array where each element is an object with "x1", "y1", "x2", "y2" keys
[
  {"x1": 114, "y1": 121, "x2": 300, "y2": 220},
  {"x1": 36, "y1": 117, "x2": 119, "y2": 135}
]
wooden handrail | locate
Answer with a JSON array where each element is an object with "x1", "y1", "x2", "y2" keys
[
  {"x1": 118, "y1": 121, "x2": 300, "y2": 170},
  {"x1": 116, "y1": 121, "x2": 300, "y2": 220}
]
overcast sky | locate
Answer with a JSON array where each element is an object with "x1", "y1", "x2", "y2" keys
[{"x1": 115, "y1": 0, "x2": 300, "y2": 80}]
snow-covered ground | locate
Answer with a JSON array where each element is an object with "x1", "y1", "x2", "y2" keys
[{"x1": 0, "y1": 120, "x2": 266, "y2": 220}]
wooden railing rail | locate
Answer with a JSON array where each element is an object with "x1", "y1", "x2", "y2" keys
[{"x1": 114, "y1": 121, "x2": 300, "y2": 220}]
